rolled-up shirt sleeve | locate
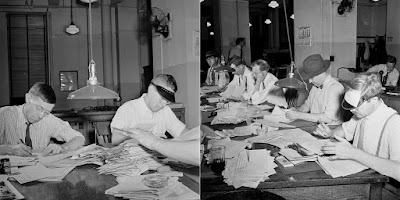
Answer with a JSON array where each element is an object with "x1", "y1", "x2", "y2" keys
[
  {"x1": 164, "y1": 108, "x2": 185, "y2": 138},
  {"x1": 49, "y1": 115, "x2": 84, "y2": 142},
  {"x1": 320, "y1": 83, "x2": 344, "y2": 123},
  {"x1": 342, "y1": 117, "x2": 358, "y2": 142}
]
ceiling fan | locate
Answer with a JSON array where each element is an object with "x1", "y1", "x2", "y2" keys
[{"x1": 150, "y1": 7, "x2": 171, "y2": 39}]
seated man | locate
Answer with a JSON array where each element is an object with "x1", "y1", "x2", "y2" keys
[
  {"x1": 250, "y1": 59, "x2": 286, "y2": 106},
  {"x1": 367, "y1": 55, "x2": 399, "y2": 87},
  {"x1": 204, "y1": 51, "x2": 221, "y2": 86},
  {"x1": 0, "y1": 82, "x2": 85, "y2": 156},
  {"x1": 315, "y1": 73, "x2": 400, "y2": 182},
  {"x1": 285, "y1": 54, "x2": 344, "y2": 125},
  {"x1": 226, "y1": 57, "x2": 255, "y2": 100},
  {"x1": 111, "y1": 74, "x2": 190, "y2": 145}
]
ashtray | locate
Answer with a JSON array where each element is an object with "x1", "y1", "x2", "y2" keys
[{"x1": 142, "y1": 174, "x2": 169, "y2": 188}]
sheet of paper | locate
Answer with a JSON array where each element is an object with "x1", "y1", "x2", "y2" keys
[
  {"x1": 317, "y1": 157, "x2": 368, "y2": 178},
  {"x1": 11, "y1": 163, "x2": 74, "y2": 184},
  {"x1": 220, "y1": 85, "x2": 236, "y2": 98},
  {"x1": 231, "y1": 86, "x2": 245, "y2": 99},
  {"x1": 253, "y1": 119, "x2": 295, "y2": 128},
  {"x1": 173, "y1": 126, "x2": 200, "y2": 141},
  {"x1": 206, "y1": 97, "x2": 226, "y2": 103},
  {"x1": 264, "y1": 105, "x2": 293, "y2": 123}
]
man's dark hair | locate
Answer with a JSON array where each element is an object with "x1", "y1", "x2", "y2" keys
[
  {"x1": 29, "y1": 82, "x2": 56, "y2": 104},
  {"x1": 387, "y1": 55, "x2": 397, "y2": 64},
  {"x1": 236, "y1": 37, "x2": 245, "y2": 46}
]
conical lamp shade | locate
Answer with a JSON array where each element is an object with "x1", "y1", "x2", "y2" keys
[
  {"x1": 67, "y1": 84, "x2": 120, "y2": 100},
  {"x1": 275, "y1": 77, "x2": 305, "y2": 89}
]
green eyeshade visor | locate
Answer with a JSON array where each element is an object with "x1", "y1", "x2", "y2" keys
[{"x1": 151, "y1": 82, "x2": 175, "y2": 103}]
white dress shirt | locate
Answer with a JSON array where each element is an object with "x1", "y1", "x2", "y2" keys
[{"x1": 367, "y1": 64, "x2": 399, "y2": 86}]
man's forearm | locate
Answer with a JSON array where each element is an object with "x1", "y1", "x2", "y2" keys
[
  {"x1": 349, "y1": 148, "x2": 400, "y2": 182},
  {"x1": 296, "y1": 112, "x2": 330, "y2": 123},
  {"x1": 0, "y1": 145, "x2": 12, "y2": 155},
  {"x1": 61, "y1": 136, "x2": 84, "y2": 151}
]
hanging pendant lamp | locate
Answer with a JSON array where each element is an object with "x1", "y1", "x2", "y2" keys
[
  {"x1": 68, "y1": 0, "x2": 120, "y2": 100},
  {"x1": 274, "y1": 0, "x2": 307, "y2": 90},
  {"x1": 66, "y1": 0, "x2": 79, "y2": 35}
]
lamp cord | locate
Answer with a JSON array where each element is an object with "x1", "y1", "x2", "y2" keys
[
  {"x1": 70, "y1": 0, "x2": 73, "y2": 23},
  {"x1": 89, "y1": 0, "x2": 93, "y2": 61},
  {"x1": 282, "y1": 0, "x2": 292, "y2": 61}
]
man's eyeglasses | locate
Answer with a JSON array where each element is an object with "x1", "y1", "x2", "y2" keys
[
  {"x1": 341, "y1": 97, "x2": 373, "y2": 111},
  {"x1": 34, "y1": 104, "x2": 51, "y2": 116}
]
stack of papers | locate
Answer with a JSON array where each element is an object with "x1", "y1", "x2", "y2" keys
[
  {"x1": 220, "y1": 85, "x2": 245, "y2": 100},
  {"x1": 207, "y1": 137, "x2": 250, "y2": 159},
  {"x1": 106, "y1": 175, "x2": 199, "y2": 200},
  {"x1": 317, "y1": 157, "x2": 368, "y2": 178},
  {"x1": 222, "y1": 149, "x2": 277, "y2": 189},
  {"x1": 98, "y1": 145, "x2": 164, "y2": 177}
]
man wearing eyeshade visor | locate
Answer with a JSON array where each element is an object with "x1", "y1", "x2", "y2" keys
[
  {"x1": 313, "y1": 73, "x2": 400, "y2": 181},
  {"x1": 111, "y1": 74, "x2": 191, "y2": 146}
]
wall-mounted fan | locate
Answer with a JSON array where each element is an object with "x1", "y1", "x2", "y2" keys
[
  {"x1": 150, "y1": 7, "x2": 171, "y2": 38},
  {"x1": 337, "y1": 0, "x2": 354, "y2": 15}
]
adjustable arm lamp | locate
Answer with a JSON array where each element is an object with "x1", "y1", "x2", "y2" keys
[
  {"x1": 274, "y1": 0, "x2": 308, "y2": 91},
  {"x1": 67, "y1": 0, "x2": 120, "y2": 100}
]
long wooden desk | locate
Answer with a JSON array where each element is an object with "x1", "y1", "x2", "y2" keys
[
  {"x1": 201, "y1": 120, "x2": 389, "y2": 200},
  {"x1": 9, "y1": 164, "x2": 199, "y2": 200}
]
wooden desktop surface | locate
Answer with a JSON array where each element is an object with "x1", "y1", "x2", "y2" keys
[
  {"x1": 9, "y1": 164, "x2": 199, "y2": 200},
  {"x1": 201, "y1": 117, "x2": 389, "y2": 200}
]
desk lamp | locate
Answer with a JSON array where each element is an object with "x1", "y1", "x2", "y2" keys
[
  {"x1": 67, "y1": 0, "x2": 120, "y2": 100},
  {"x1": 274, "y1": 0, "x2": 308, "y2": 91}
]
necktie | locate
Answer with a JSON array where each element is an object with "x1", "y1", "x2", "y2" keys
[
  {"x1": 25, "y1": 122, "x2": 32, "y2": 148},
  {"x1": 356, "y1": 119, "x2": 366, "y2": 150}
]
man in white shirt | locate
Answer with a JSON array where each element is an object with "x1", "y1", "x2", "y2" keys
[
  {"x1": 250, "y1": 59, "x2": 286, "y2": 107},
  {"x1": 367, "y1": 55, "x2": 398, "y2": 86},
  {"x1": 228, "y1": 38, "x2": 245, "y2": 60},
  {"x1": 111, "y1": 74, "x2": 190, "y2": 145},
  {"x1": 227, "y1": 57, "x2": 255, "y2": 100},
  {"x1": 314, "y1": 73, "x2": 400, "y2": 182},
  {"x1": 285, "y1": 54, "x2": 344, "y2": 125}
]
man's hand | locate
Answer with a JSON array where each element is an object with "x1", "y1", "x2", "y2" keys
[
  {"x1": 313, "y1": 122, "x2": 333, "y2": 138},
  {"x1": 255, "y1": 72, "x2": 266, "y2": 82},
  {"x1": 128, "y1": 130, "x2": 161, "y2": 151},
  {"x1": 9, "y1": 144, "x2": 32, "y2": 157},
  {"x1": 42, "y1": 144, "x2": 64, "y2": 156},
  {"x1": 285, "y1": 110, "x2": 299, "y2": 121},
  {"x1": 321, "y1": 136, "x2": 355, "y2": 160}
]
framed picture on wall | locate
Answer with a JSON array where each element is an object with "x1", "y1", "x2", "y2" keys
[{"x1": 59, "y1": 71, "x2": 78, "y2": 92}]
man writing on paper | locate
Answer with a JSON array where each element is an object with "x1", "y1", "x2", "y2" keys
[
  {"x1": 0, "y1": 82, "x2": 85, "y2": 156},
  {"x1": 224, "y1": 57, "x2": 255, "y2": 100},
  {"x1": 285, "y1": 54, "x2": 344, "y2": 125},
  {"x1": 250, "y1": 59, "x2": 286, "y2": 107},
  {"x1": 111, "y1": 74, "x2": 190, "y2": 145},
  {"x1": 314, "y1": 73, "x2": 400, "y2": 181}
]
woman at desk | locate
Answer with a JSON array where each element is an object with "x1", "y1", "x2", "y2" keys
[{"x1": 315, "y1": 73, "x2": 400, "y2": 182}]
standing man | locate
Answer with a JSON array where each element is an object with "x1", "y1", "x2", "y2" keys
[
  {"x1": 0, "y1": 82, "x2": 85, "y2": 156},
  {"x1": 367, "y1": 55, "x2": 399, "y2": 86},
  {"x1": 111, "y1": 74, "x2": 190, "y2": 145},
  {"x1": 228, "y1": 37, "x2": 246, "y2": 61},
  {"x1": 315, "y1": 73, "x2": 400, "y2": 182},
  {"x1": 285, "y1": 54, "x2": 344, "y2": 125}
]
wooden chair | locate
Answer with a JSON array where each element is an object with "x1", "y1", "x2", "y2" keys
[{"x1": 93, "y1": 121, "x2": 112, "y2": 146}]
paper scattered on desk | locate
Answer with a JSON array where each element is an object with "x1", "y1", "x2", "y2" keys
[
  {"x1": 317, "y1": 157, "x2": 368, "y2": 178},
  {"x1": 223, "y1": 149, "x2": 277, "y2": 189},
  {"x1": 206, "y1": 96, "x2": 226, "y2": 103},
  {"x1": 254, "y1": 119, "x2": 295, "y2": 128},
  {"x1": 0, "y1": 156, "x2": 38, "y2": 167},
  {"x1": 106, "y1": 174, "x2": 199, "y2": 200},
  {"x1": 207, "y1": 137, "x2": 250, "y2": 159},
  {"x1": 263, "y1": 105, "x2": 293, "y2": 124},
  {"x1": 97, "y1": 145, "x2": 164, "y2": 177},
  {"x1": 11, "y1": 163, "x2": 74, "y2": 184},
  {"x1": 220, "y1": 85, "x2": 245, "y2": 99}
]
